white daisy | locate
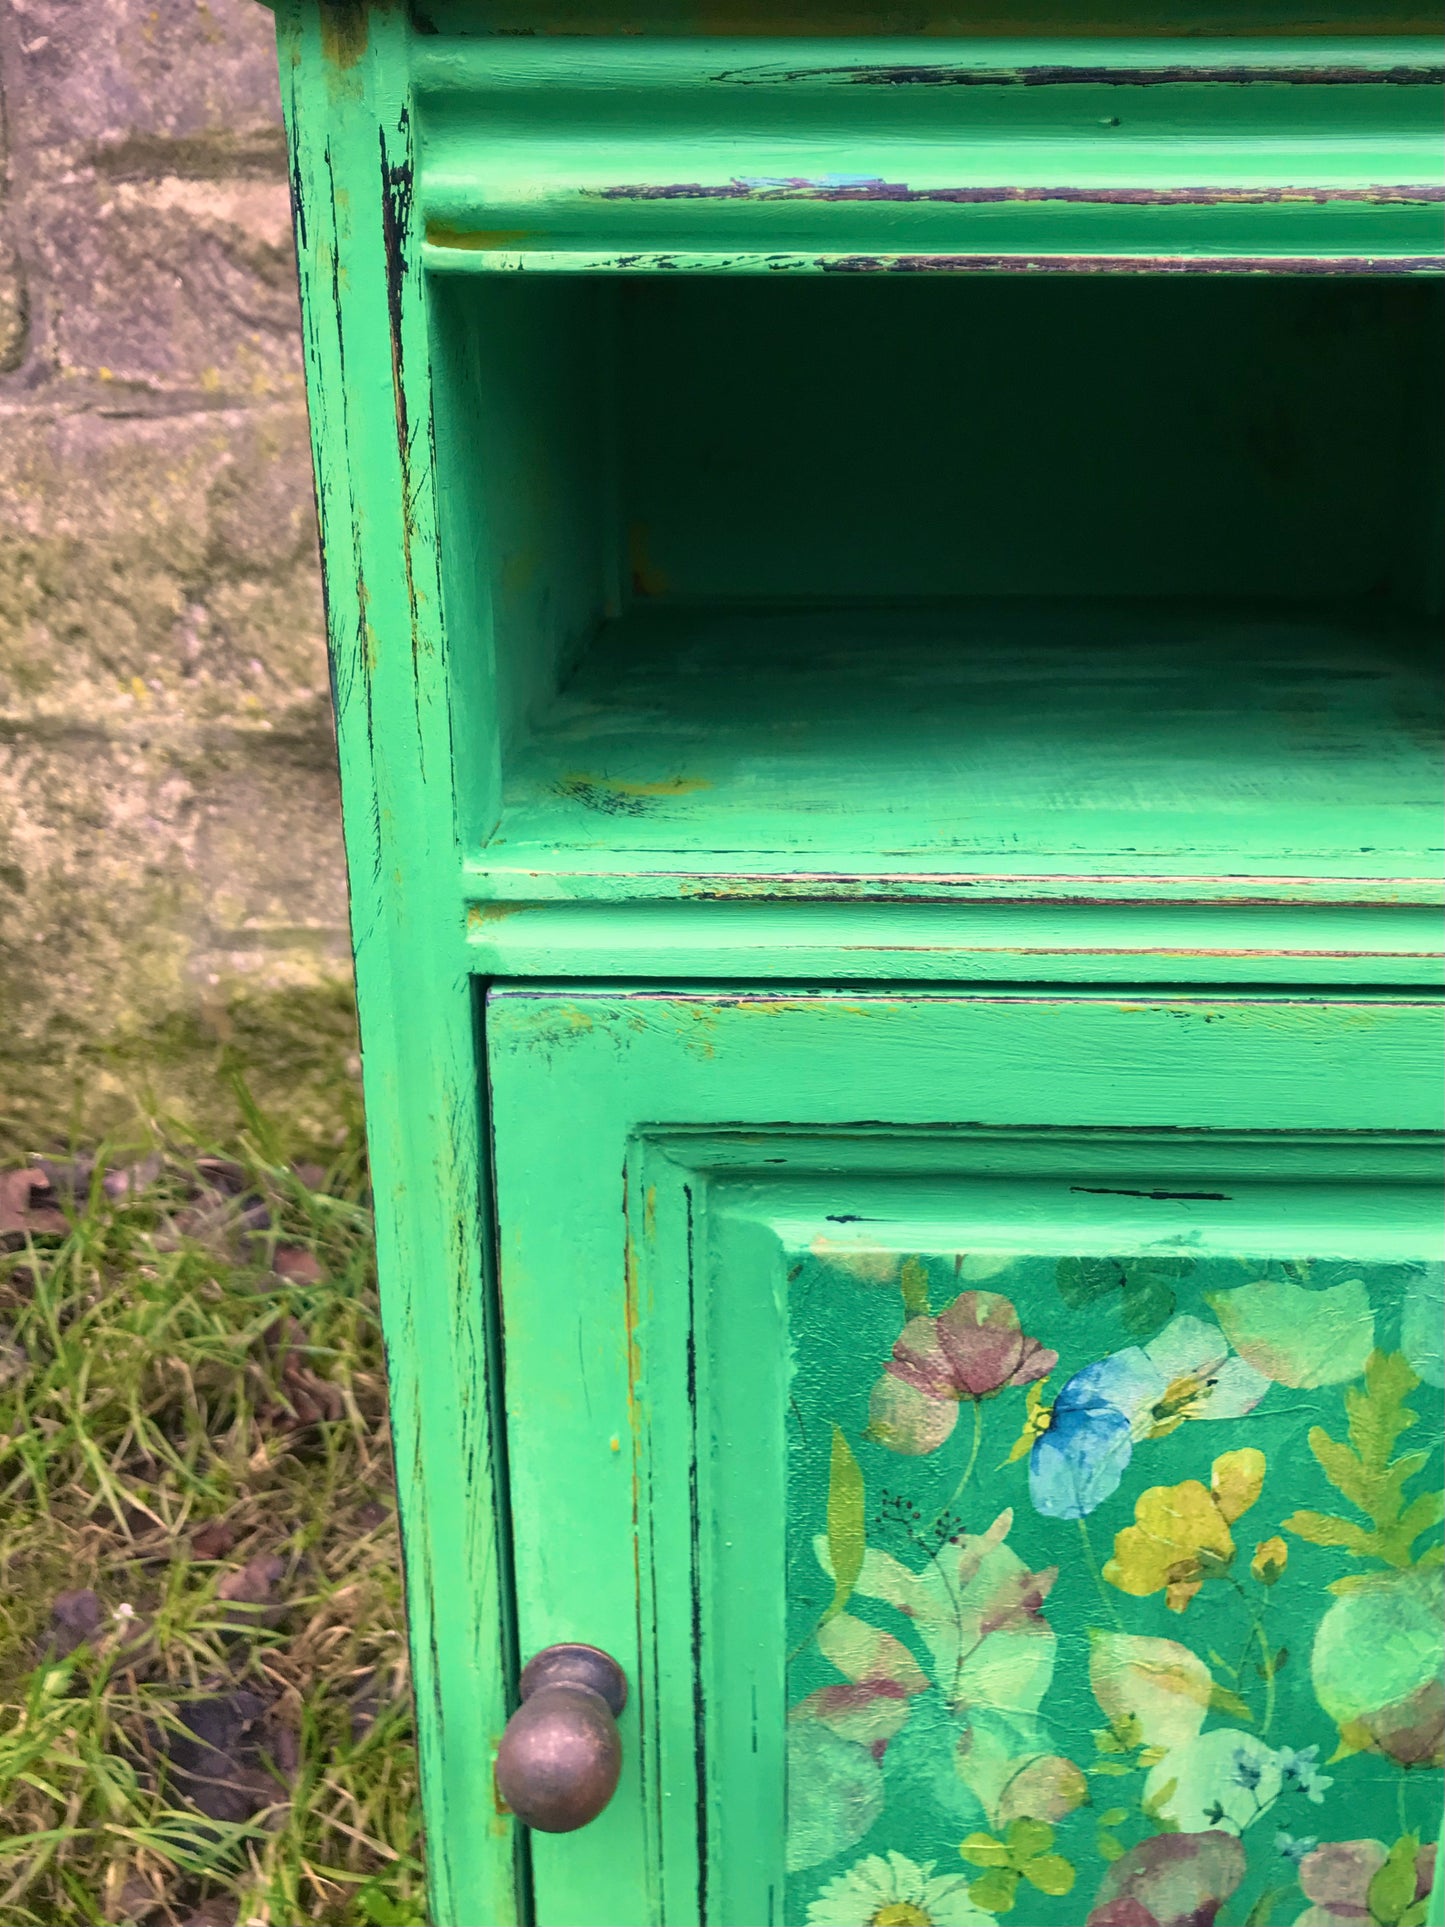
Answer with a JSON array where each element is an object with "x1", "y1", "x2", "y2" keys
[{"x1": 806, "y1": 1850, "x2": 992, "y2": 1927}]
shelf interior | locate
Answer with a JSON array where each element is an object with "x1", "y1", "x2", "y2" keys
[
  {"x1": 488, "y1": 598, "x2": 1441, "y2": 888},
  {"x1": 430, "y1": 275, "x2": 1444, "y2": 899}
]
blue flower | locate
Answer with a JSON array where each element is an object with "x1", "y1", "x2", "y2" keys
[
  {"x1": 1023, "y1": 1316, "x2": 1271, "y2": 1521},
  {"x1": 1230, "y1": 1746, "x2": 1264, "y2": 1792},
  {"x1": 1276, "y1": 1745, "x2": 1333, "y2": 1804},
  {"x1": 1275, "y1": 1831, "x2": 1317, "y2": 1864},
  {"x1": 1027, "y1": 1359, "x2": 1135, "y2": 1520}
]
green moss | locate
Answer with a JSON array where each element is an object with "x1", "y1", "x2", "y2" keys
[{"x1": 0, "y1": 979, "x2": 363, "y2": 1165}]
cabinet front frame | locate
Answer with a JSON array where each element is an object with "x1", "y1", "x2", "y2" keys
[{"x1": 485, "y1": 987, "x2": 1444, "y2": 1925}]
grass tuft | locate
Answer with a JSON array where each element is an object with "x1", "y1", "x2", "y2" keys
[{"x1": 0, "y1": 1119, "x2": 424, "y2": 1927}]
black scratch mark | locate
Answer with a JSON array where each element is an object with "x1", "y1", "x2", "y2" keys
[{"x1": 1070, "y1": 1186, "x2": 1232, "y2": 1201}]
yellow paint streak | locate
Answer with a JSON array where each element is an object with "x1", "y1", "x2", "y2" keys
[
  {"x1": 318, "y1": 0, "x2": 377, "y2": 70},
  {"x1": 466, "y1": 903, "x2": 527, "y2": 930},
  {"x1": 426, "y1": 223, "x2": 535, "y2": 251}
]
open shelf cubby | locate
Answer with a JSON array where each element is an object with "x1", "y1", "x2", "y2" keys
[{"x1": 432, "y1": 274, "x2": 1443, "y2": 902}]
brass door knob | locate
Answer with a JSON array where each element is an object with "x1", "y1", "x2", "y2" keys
[{"x1": 495, "y1": 1643, "x2": 627, "y2": 1833}]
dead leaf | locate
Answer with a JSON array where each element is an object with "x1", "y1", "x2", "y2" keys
[
  {"x1": 162, "y1": 1689, "x2": 283, "y2": 1823},
  {"x1": 102, "y1": 1152, "x2": 165, "y2": 1199},
  {"x1": 178, "y1": 1903, "x2": 240, "y2": 1927},
  {"x1": 217, "y1": 1553, "x2": 286, "y2": 1629},
  {"x1": 1, "y1": 1327, "x2": 27, "y2": 1386},
  {"x1": 193, "y1": 1157, "x2": 250, "y2": 1197},
  {"x1": 273, "y1": 1243, "x2": 324, "y2": 1285},
  {"x1": 263, "y1": 1316, "x2": 345, "y2": 1426},
  {"x1": 191, "y1": 1518, "x2": 237, "y2": 1561},
  {"x1": 111, "y1": 1868, "x2": 164, "y2": 1924},
  {"x1": 0, "y1": 1167, "x2": 68, "y2": 1245},
  {"x1": 265, "y1": 1714, "x2": 301, "y2": 1779},
  {"x1": 44, "y1": 1588, "x2": 105, "y2": 1658}
]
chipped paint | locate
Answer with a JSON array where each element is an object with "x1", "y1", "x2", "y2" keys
[
  {"x1": 425, "y1": 247, "x2": 1445, "y2": 277},
  {"x1": 709, "y1": 59, "x2": 1445, "y2": 88},
  {"x1": 819, "y1": 251, "x2": 1445, "y2": 274},
  {"x1": 556, "y1": 774, "x2": 712, "y2": 816},
  {"x1": 595, "y1": 179, "x2": 1445, "y2": 207}
]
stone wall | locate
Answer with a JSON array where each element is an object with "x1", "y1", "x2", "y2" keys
[{"x1": 0, "y1": 0, "x2": 359, "y2": 1157}]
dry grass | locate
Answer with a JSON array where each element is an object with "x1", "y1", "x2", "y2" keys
[{"x1": 0, "y1": 1106, "x2": 424, "y2": 1927}]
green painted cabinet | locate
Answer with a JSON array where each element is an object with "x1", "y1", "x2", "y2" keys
[{"x1": 268, "y1": 4, "x2": 1444, "y2": 1921}]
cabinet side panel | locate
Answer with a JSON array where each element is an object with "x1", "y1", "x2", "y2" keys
[{"x1": 273, "y1": 8, "x2": 520, "y2": 1922}]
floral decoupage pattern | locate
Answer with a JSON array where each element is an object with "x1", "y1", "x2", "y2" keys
[{"x1": 785, "y1": 1246, "x2": 1443, "y2": 1927}]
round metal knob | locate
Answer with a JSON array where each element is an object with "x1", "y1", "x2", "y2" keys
[{"x1": 495, "y1": 1643, "x2": 627, "y2": 1833}]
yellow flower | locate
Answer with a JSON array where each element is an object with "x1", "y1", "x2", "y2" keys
[
  {"x1": 1251, "y1": 1535, "x2": 1288, "y2": 1585},
  {"x1": 1104, "y1": 1450, "x2": 1265, "y2": 1612},
  {"x1": 1004, "y1": 1380, "x2": 1053, "y2": 1464}
]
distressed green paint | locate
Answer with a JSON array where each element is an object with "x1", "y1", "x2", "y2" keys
[
  {"x1": 415, "y1": 37, "x2": 1445, "y2": 271},
  {"x1": 268, "y1": 5, "x2": 1443, "y2": 1918},
  {"x1": 272, "y1": 7, "x2": 521, "y2": 1922},
  {"x1": 462, "y1": 900, "x2": 1445, "y2": 986}
]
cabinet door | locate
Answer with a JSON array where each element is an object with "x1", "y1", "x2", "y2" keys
[{"x1": 486, "y1": 991, "x2": 1444, "y2": 1927}]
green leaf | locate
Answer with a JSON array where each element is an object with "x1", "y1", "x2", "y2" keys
[
  {"x1": 967, "y1": 1869, "x2": 1020, "y2": 1914},
  {"x1": 899, "y1": 1256, "x2": 930, "y2": 1319},
  {"x1": 823, "y1": 1426, "x2": 865, "y2": 1622},
  {"x1": 1207, "y1": 1276, "x2": 1375, "y2": 1388},
  {"x1": 1097, "y1": 1808, "x2": 1130, "y2": 1828},
  {"x1": 1087, "y1": 1759, "x2": 1132, "y2": 1776},
  {"x1": 1024, "y1": 1853, "x2": 1076, "y2": 1897},
  {"x1": 1208, "y1": 1683, "x2": 1255, "y2": 1722},
  {"x1": 1056, "y1": 1256, "x2": 1121, "y2": 1309},
  {"x1": 1097, "y1": 1832, "x2": 1126, "y2": 1862},
  {"x1": 1283, "y1": 1509, "x2": 1381, "y2": 1558},
  {"x1": 1140, "y1": 1777, "x2": 1177, "y2": 1821},
  {"x1": 1310, "y1": 1430, "x2": 1375, "y2": 1515},
  {"x1": 1244, "y1": 1885, "x2": 1292, "y2": 1927},
  {"x1": 1389, "y1": 1488, "x2": 1444, "y2": 1558},
  {"x1": 1120, "y1": 1274, "x2": 1176, "y2": 1340},
  {"x1": 1291, "y1": 1353, "x2": 1438, "y2": 1570},
  {"x1": 1349, "y1": 1352, "x2": 1419, "y2": 1472},
  {"x1": 357, "y1": 1887, "x2": 425, "y2": 1927},
  {"x1": 1005, "y1": 1818, "x2": 1054, "y2": 1860},
  {"x1": 1367, "y1": 1834, "x2": 1421, "y2": 1927},
  {"x1": 961, "y1": 1833, "x2": 1012, "y2": 1869}
]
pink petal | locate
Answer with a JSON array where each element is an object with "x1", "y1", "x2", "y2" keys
[
  {"x1": 868, "y1": 1372, "x2": 958, "y2": 1455},
  {"x1": 935, "y1": 1290, "x2": 1026, "y2": 1398},
  {"x1": 1010, "y1": 1335, "x2": 1060, "y2": 1388},
  {"x1": 886, "y1": 1315, "x2": 959, "y2": 1401}
]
